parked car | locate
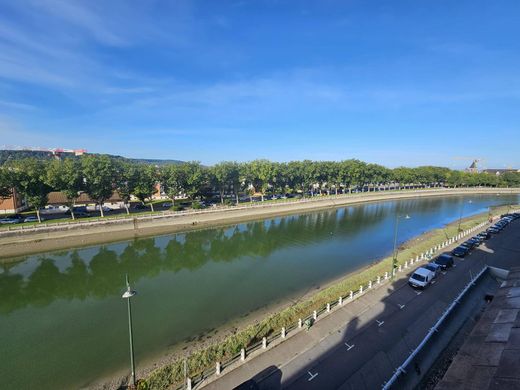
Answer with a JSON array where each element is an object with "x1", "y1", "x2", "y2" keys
[
  {"x1": 434, "y1": 254, "x2": 454, "y2": 270},
  {"x1": 423, "y1": 262, "x2": 442, "y2": 278},
  {"x1": 408, "y1": 267, "x2": 435, "y2": 289},
  {"x1": 161, "y1": 202, "x2": 173, "y2": 208},
  {"x1": 488, "y1": 227, "x2": 500, "y2": 234},
  {"x1": 73, "y1": 211, "x2": 91, "y2": 218},
  {"x1": 23, "y1": 216, "x2": 44, "y2": 223},
  {"x1": 133, "y1": 203, "x2": 148, "y2": 210},
  {"x1": 0, "y1": 217, "x2": 22, "y2": 224},
  {"x1": 477, "y1": 231, "x2": 491, "y2": 240},
  {"x1": 452, "y1": 245, "x2": 470, "y2": 257}
]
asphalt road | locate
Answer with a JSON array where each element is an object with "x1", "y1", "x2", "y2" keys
[{"x1": 280, "y1": 220, "x2": 519, "y2": 390}]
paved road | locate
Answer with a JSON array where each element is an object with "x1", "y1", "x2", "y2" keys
[{"x1": 201, "y1": 218, "x2": 520, "y2": 390}]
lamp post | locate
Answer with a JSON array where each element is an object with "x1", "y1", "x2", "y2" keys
[
  {"x1": 391, "y1": 214, "x2": 410, "y2": 279},
  {"x1": 457, "y1": 199, "x2": 473, "y2": 232},
  {"x1": 122, "y1": 274, "x2": 137, "y2": 388}
]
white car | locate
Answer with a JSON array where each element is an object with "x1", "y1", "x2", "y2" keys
[{"x1": 408, "y1": 267, "x2": 435, "y2": 289}]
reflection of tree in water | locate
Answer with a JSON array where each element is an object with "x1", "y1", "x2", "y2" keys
[{"x1": 2, "y1": 198, "x2": 464, "y2": 315}]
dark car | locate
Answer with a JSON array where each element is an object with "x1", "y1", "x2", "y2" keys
[
  {"x1": 133, "y1": 203, "x2": 148, "y2": 210},
  {"x1": 434, "y1": 254, "x2": 455, "y2": 270},
  {"x1": 452, "y1": 245, "x2": 470, "y2": 257},
  {"x1": 488, "y1": 227, "x2": 500, "y2": 234},
  {"x1": 478, "y1": 231, "x2": 491, "y2": 240},
  {"x1": 467, "y1": 237, "x2": 481, "y2": 247},
  {"x1": 74, "y1": 211, "x2": 91, "y2": 218},
  {"x1": 462, "y1": 240, "x2": 476, "y2": 249}
]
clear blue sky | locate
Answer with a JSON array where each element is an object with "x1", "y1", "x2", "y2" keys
[{"x1": 0, "y1": 0, "x2": 519, "y2": 169}]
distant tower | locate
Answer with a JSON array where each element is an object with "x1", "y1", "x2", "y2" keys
[{"x1": 467, "y1": 159, "x2": 479, "y2": 173}]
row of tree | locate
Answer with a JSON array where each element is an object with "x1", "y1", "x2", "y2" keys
[{"x1": 1, "y1": 156, "x2": 519, "y2": 222}]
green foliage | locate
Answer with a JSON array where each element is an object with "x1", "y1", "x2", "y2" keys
[
  {"x1": 12, "y1": 159, "x2": 53, "y2": 218},
  {"x1": 81, "y1": 155, "x2": 117, "y2": 216}
]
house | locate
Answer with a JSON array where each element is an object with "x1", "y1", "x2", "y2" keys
[
  {"x1": 0, "y1": 188, "x2": 26, "y2": 215},
  {"x1": 482, "y1": 168, "x2": 520, "y2": 176}
]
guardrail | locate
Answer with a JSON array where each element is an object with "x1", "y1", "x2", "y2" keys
[
  {"x1": 1, "y1": 187, "x2": 516, "y2": 237},
  {"x1": 174, "y1": 217, "x2": 500, "y2": 390}
]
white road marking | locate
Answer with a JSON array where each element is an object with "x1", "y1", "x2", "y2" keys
[
  {"x1": 308, "y1": 371, "x2": 318, "y2": 381},
  {"x1": 431, "y1": 280, "x2": 436, "y2": 284},
  {"x1": 376, "y1": 319, "x2": 385, "y2": 327},
  {"x1": 344, "y1": 342, "x2": 355, "y2": 350},
  {"x1": 441, "y1": 271, "x2": 447, "y2": 275},
  {"x1": 398, "y1": 304, "x2": 405, "y2": 309},
  {"x1": 416, "y1": 291, "x2": 422, "y2": 295}
]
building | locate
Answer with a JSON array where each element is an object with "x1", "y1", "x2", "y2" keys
[
  {"x1": 0, "y1": 188, "x2": 26, "y2": 215},
  {"x1": 482, "y1": 168, "x2": 520, "y2": 176}
]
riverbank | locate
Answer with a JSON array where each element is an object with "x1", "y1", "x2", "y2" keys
[
  {"x1": 116, "y1": 204, "x2": 518, "y2": 390},
  {"x1": 1, "y1": 188, "x2": 519, "y2": 261}
]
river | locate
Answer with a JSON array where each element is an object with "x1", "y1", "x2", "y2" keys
[{"x1": 0, "y1": 194, "x2": 517, "y2": 389}]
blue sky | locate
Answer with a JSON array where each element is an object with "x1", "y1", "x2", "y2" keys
[{"x1": 0, "y1": 0, "x2": 519, "y2": 168}]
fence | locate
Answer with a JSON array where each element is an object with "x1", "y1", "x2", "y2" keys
[
  {"x1": 1, "y1": 187, "x2": 516, "y2": 237},
  {"x1": 174, "y1": 213, "x2": 513, "y2": 390}
]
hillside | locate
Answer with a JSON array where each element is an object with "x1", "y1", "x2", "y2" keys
[{"x1": 0, "y1": 150, "x2": 183, "y2": 165}]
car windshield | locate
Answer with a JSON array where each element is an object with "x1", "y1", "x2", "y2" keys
[
  {"x1": 425, "y1": 265, "x2": 435, "y2": 271},
  {"x1": 412, "y1": 273, "x2": 426, "y2": 282}
]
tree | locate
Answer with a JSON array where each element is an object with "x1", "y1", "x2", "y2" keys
[
  {"x1": 115, "y1": 161, "x2": 139, "y2": 214},
  {"x1": 210, "y1": 162, "x2": 236, "y2": 204},
  {"x1": 0, "y1": 165, "x2": 14, "y2": 199},
  {"x1": 13, "y1": 159, "x2": 53, "y2": 223},
  {"x1": 162, "y1": 164, "x2": 187, "y2": 206},
  {"x1": 133, "y1": 165, "x2": 158, "y2": 211},
  {"x1": 180, "y1": 162, "x2": 206, "y2": 200},
  {"x1": 47, "y1": 159, "x2": 84, "y2": 220},
  {"x1": 81, "y1": 155, "x2": 116, "y2": 217}
]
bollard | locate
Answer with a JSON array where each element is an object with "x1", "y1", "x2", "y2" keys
[
  {"x1": 187, "y1": 378, "x2": 192, "y2": 390},
  {"x1": 350, "y1": 290, "x2": 353, "y2": 299},
  {"x1": 377, "y1": 275, "x2": 381, "y2": 284},
  {"x1": 398, "y1": 264, "x2": 402, "y2": 272},
  {"x1": 368, "y1": 280, "x2": 372, "y2": 289},
  {"x1": 339, "y1": 296, "x2": 343, "y2": 305},
  {"x1": 298, "y1": 318, "x2": 303, "y2": 328},
  {"x1": 384, "y1": 272, "x2": 388, "y2": 280},
  {"x1": 405, "y1": 261, "x2": 408, "y2": 269},
  {"x1": 281, "y1": 327, "x2": 286, "y2": 338},
  {"x1": 392, "y1": 268, "x2": 396, "y2": 277},
  {"x1": 327, "y1": 303, "x2": 331, "y2": 312},
  {"x1": 241, "y1": 348, "x2": 246, "y2": 361},
  {"x1": 313, "y1": 310, "x2": 317, "y2": 320},
  {"x1": 216, "y1": 362, "x2": 221, "y2": 375},
  {"x1": 360, "y1": 285, "x2": 363, "y2": 294},
  {"x1": 416, "y1": 255, "x2": 419, "y2": 263}
]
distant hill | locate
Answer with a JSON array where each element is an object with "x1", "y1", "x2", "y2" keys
[{"x1": 0, "y1": 150, "x2": 183, "y2": 165}]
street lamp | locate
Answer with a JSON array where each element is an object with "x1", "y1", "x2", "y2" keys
[
  {"x1": 391, "y1": 214, "x2": 410, "y2": 279},
  {"x1": 122, "y1": 274, "x2": 137, "y2": 388},
  {"x1": 457, "y1": 199, "x2": 473, "y2": 232}
]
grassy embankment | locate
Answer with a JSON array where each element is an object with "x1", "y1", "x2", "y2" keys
[{"x1": 136, "y1": 204, "x2": 518, "y2": 390}]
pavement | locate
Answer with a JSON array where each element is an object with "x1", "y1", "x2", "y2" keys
[{"x1": 199, "y1": 217, "x2": 520, "y2": 390}]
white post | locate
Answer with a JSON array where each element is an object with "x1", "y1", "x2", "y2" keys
[
  {"x1": 368, "y1": 280, "x2": 372, "y2": 289},
  {"x1": 313, "y1": 310, "x2": 317, "y2": 320},
  {"x1": 360, "y1": 285, "x2": 363, "y2": 294},
  {"x1": 241, "y1": 348, "x2": 246, "y2": 361},
  {"x1": 384, "y1": 272, "x2": 388, "y2": 280},
  {"x1": 398, "y1": 264, "x2": 402, "y2": 272},
  {"x1": 405, "y1": 261, "x2": 408, "y2": 268},
  {"x1": 377, "y1": 275, "x2": 381, "y2": 284},
  {"x1": 216, "y1": 362, "x2": 221, "y2": 375},
  {"x1": 339, "y1": 296, "x2": 343, "y2": 305},
  {"x1": 187, "y1": 378, "x2": 192, "y2": 390},
  {"x1": 298, "y1": 318, "x2": 303, "y2": 328},
  {"x1": 327, "y1": 303, "x2": 331, "y2": 312},
  {"x1": 262, "y1": 337, "x2": 267, "y2": 348},
  {"x1": 416, "y1": 255, "x2": 419, "y2": 262},
  {"x1": 350, "y1": 290, "x2": 353, "y2": 299},
  {"x1": 281, "y1": 327, "x2": 286, "y2": 338}
]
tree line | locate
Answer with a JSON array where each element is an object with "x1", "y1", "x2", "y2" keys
[{"x1": 1, "y1": 155, "x2": 519, "y2": 222}]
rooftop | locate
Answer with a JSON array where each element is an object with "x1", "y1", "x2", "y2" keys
[{"x1": 436, "y1": 267, "x2": 520, "y2": 389}]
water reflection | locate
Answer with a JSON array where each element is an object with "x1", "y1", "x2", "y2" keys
[{"x1": 0, "y1": 195, "x2": 516, "y2": 316}]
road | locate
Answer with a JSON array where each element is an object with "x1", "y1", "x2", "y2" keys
[{"x1": 201, "y1": 217, "x2": 520, "y2": 390}]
